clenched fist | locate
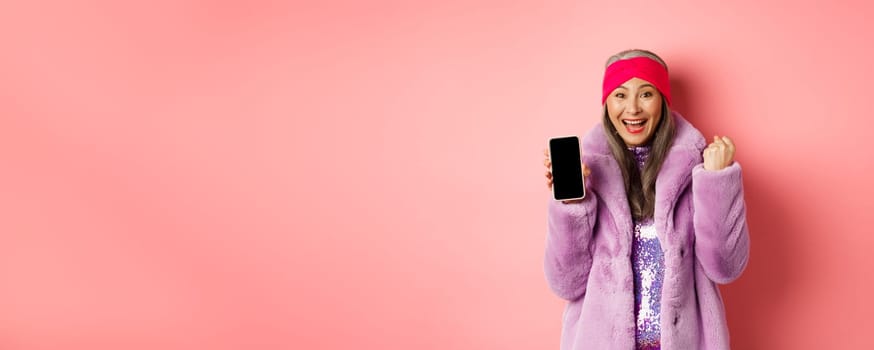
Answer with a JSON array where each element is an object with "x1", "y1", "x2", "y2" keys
[{"x1": 703, "y1": 135, "x2": 736, "y2": 171}]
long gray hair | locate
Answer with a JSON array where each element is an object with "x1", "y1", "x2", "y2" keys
[{"x1": 602, "y1": 49, "x2": 676, "y2": 220}]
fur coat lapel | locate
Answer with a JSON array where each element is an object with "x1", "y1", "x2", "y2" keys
[{"x1": 581, "y1": 111, "x2": 706, "y2": 253}]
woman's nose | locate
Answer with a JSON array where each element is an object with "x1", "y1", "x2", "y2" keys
[{"x1": 626, "y1": 97, "x2": 641, "y2": 114}]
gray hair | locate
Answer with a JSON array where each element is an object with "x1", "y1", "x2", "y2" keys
[
  {"x1": 601, "y1": 48, "x2": 675, "y2": 220},
  {"x1": 605, "y1": 49, "x2": 668, "y2": 70}
]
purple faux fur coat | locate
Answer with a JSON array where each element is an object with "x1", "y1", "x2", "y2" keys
[{"x1": 544, "y1": 111, "x2": 750, "y2": 349}]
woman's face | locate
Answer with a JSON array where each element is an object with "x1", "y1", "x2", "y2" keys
[{"x1": 605, "y1": 77, "x2": 663, "y2": 147}]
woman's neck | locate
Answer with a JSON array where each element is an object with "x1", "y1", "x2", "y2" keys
[{"x1": 628, "y1": 145, "x2": 651, "y2": 169}]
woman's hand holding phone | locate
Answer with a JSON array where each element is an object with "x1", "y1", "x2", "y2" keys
[{"x1": 543, "y1": 148, "x2": 590, "y2": 204}]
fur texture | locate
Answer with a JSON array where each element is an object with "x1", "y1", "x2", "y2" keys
[{"x1": 544, "y1": 111, "x2": 750, "y2": 349}]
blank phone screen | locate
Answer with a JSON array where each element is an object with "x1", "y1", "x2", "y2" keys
[{"x1": 549, "y1": 136, "x2": 585, "y2": 200}]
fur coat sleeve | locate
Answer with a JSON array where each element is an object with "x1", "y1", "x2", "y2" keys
[
  {"x1": 543, "y1": 189, "x2": 599, "y2": 301},
  {"x1": 692, "y1": 162, "x2": 750, "y2": 284}
]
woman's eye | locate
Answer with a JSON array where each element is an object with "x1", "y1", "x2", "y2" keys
[
  {"x1": 642, "y1": 91, "x2": 652, "y2": 98},
  {"x1": 615, "y1": 93, "x2": 625, "y2": 98}
]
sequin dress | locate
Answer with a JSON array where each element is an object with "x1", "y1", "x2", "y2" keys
[{"x1": 629, "y1": 146, "x2": 665, "y2": 350}]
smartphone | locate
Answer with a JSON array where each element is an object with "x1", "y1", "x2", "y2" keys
[{"x1": 548, "y1": 136, "x2": 586, "y2": 201}]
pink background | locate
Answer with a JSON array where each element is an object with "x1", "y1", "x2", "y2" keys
[{"x1": 2, "y1": 0, "x2": 873, "y2": 349}]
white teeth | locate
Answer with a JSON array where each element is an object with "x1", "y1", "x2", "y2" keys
[{"x1": 624, "y1": 119, "x2": 645, "y2": 125}]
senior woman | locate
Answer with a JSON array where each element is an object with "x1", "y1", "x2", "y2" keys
[{"x1": 542, "y1": 49, "x2": 750, "y2": 349}]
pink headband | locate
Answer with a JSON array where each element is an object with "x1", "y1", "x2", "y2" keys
[{"x1": 602, "y1": 56, "x2": 671, "y2": 106}]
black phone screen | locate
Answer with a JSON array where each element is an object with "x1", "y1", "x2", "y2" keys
[{"x1": 549, "y1": 136, "x2": 585, "y2": 200}]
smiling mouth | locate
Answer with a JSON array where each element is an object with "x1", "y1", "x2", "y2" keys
[{"x1": 622, "y1": 119, "x2": 647, "y2": 134}]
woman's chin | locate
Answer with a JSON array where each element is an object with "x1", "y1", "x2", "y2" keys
[{"x1": 620, "y1": 133, "x2": 652, "y2": 147}]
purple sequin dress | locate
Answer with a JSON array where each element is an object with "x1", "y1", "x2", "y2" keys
[{"x1": 629, "y1": 146, "x2": 664, "y2": 350}]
